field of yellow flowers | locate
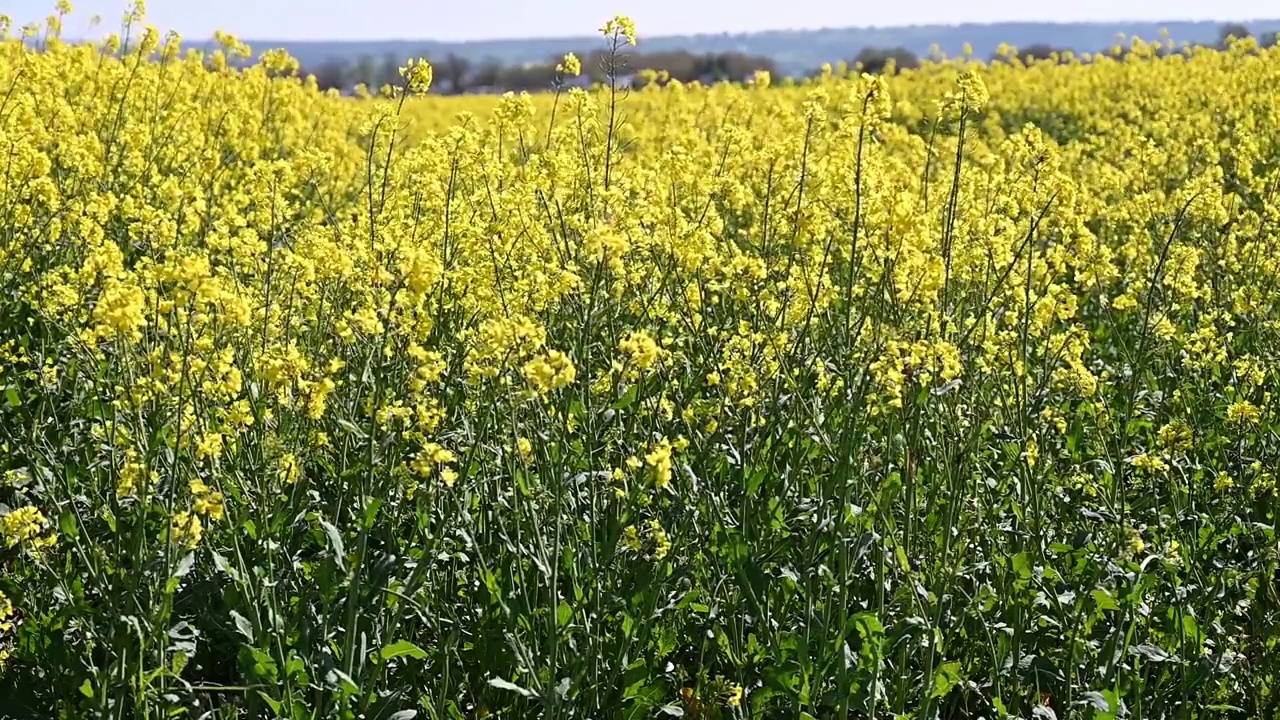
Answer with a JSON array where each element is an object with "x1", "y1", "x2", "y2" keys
[{"x1": 2, "y1": 5, "x2": 1280, "y2": 719}]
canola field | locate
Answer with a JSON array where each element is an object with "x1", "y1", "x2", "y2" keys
[{"x1": 2, "y1": 8, "x2": 1280, "y2": 719}]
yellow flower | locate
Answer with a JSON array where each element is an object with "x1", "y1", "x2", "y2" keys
[
  {"x1": 557, "y1": 53, "x2": 582, "y2": 78},
  {"x1": 645, "y1": 439, "x2": 674, "y2": 489},
  {"x1": 195, "y1": 432, "x2": 224, "y2": 461},
  {"x1": 1128, "y1": 453, "x2": 1169, "y2": 474},
  {"x1": 116, "y1": 461, "x2": 147, "y2": 497},
  {"x1": 1158, "y1": 420, "x2": 1193, "y2": 451},
  {"x1": 0, "y1": 590, "x2": 13, "y2": 623},
  {"x1": 956, "y1": 68, "x2": 989, "y2": 112},
  {"x1": 523, "y1": 350, "x2": 577, "y2": 394},
  {"x1": 1040, "y1": 407, "x2": 1067, "y2": 435},
  {"x1": 412, "y1": 442, "x2": 459, "y2": 486},
  {"x1": 91, "y1": 279, "x2": 148, "y2": 342},
  {"x1": 724, "y1": 682, "x2": 744, "y2": 708},
  {"x1": 1227, "y1": 400, "x2": 1261, "y2": 426},
  {"x1": 0, "y1": 589, "x2": 13, "y2": 667},
  {"x1": 1023, "y1": 438, "x2": 1039, "y2": 469},
  {"x1": 223, "y1": 400, "x2": 254, "y2": 430},
  {"x1": 1111, "y1": 293, "x2": 1141, "y2": 310},
  {"x1": 400, "y1": 57, "x2": 433, "y2": 94},
  {"x1": 648, "y1": 520, "x2": 670, "y2": 560},
  {"x1": 190, "y1": 479, "x2": 226, "y2": 522},
  {"x1": 622, "y1": 520, "x2": 671, "y2": 559},
  {"x1": 280, "y1": 453, "x2": 302, "y2": 484},
  {"x1": 169, "y1": 511, "x2": 203, "y2": 549},
  {"x1": 305, "y1": 377, "x2": 337, "y2": 420},
  {"x1": 622, "y1": 525, "x2": 642, "y2": 552},
  {"x1": 601, "y1": 15, "x2": 637, "y2": 45},
  {"x1": 1, "y1": 506, "x2": 50, "y2": 548},
  {"x1": 260, "y1": 48, "x2": 300, "y2": 76},
  {"x1": 620, "y1": 330, "x2": 663, "y2": 371},
  {"x1": 426, "y1": 443, "x2": 456, "y2": 465},
  {"x1": 1126, "y1": 528, "x2": 1146, "y2": 557}
]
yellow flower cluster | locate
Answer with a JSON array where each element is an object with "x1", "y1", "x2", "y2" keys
[
  {"x1": 2, "y1": 6, "x2": 1279, "y2": 714},
  {"x1": 0, "y1": 506, "x2": 54, "y2": 550},
  {"x1": 400, "y1": 58, "x2": 433, "y2": 94},
  {"x1": 622, "y1": 518, "x2": 671, "y2": 560},
  {"x1": 0, "y1": 589, "x2": 12, "y2": 670},
  {"x1": 557, "y1": 52, "x2": 582, "y2": 78},
  {"x1": 169, "y1": 511, "x2": 202, "y2": 550},
  {"x1": 600, "y1": 15, "x2": 638, "y2": 46},
  {"x1": 412, "y1": 442, "x2": 458, "y2": 486},
  {"x1": 189, "y1": 479, "x2": 226, "y2": 522},
  {"x1": 523, "y1": 350, "x2": 577, "y2": 394}
]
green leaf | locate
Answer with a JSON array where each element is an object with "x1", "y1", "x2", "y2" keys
[
  {"x1": 172, "y1": 552, "x2": 195, "y2": 579},
  {"x1": 59, "y1": 512, "x2": 79, "y2": 541},
  {"x1": 78, "y1": 678, "x2": 94, "y2": 699},
  {"x1": 336, "y1": 418, "x2": 368, "y2": 440},
  {"x1": 285, "y1": 654, "x2": 309, "y2": 685},
  {"x1": 880, "y1": 472, "x2": 902, "y2": 502},
  {"x1": 622, "y1": 658, "x2": 650, "y2": 699},
  {"x1": 1130, "y1": 643, "x2": 1173, "y2": 662},
  {"x1": 257, "y1": 692, "x2": 282, "y2": 714},
  {"x1": 319, "y1": 519, "x2": 347, "y2": 572},
  {"x1": 894, "y1": 544, "x2": 910, "y2": 572},
  {"x1": 557, "y1": 601, "x2": 573, "y2": 628},
  {"x1": 488, "y1": 677, "x2": 535, "y2": 698},
  {"x1": 171, "y1": 651, "x2": 189, "y2": 677},
  {"x1": 929, "y1": 661, "x2": 962, "y2": 699},
  {"x1": 360, "y1": 497, "x2": 385, "y2": 530},
  {"x1": 1080, "y1": 690, "x2": 1110, "y2": 713},
  {"x1": 379, "y1": 640, "x2": 428, "y2": 662},
  {"x1": 5, "y1": 387, "x2": 20, "y2": 407},
  {"x1": 622, "y1": 677, "x2": 664, "y2": 720},
  {"x1": 238, "y1": 647, "x2": 278, "y2": 683},
  {"x1": 1181, "y1": 613, "x2": 1204, "y2": 647},
  {"x1": 230, "y1": 610, "x2": 255, "y2": 642},
  {"x1": 1011, "y1": 552, "x2": 1032, "y2": 580},
  {"x1": 613, "y1": 383, "x2": 639, "y2": 410},
  {"x1": 211, "y1": 550, "x2": 244, "y2": 583},
  {"x1": 325, "y1": 668, "x2": 359, "y2": 695},
  {"x1": 1091, "y1": 588, "x2": 1119, "y2": 612},
  {"x1": 1099, "y1": 690, "x2": 1124, "y2": 718}
]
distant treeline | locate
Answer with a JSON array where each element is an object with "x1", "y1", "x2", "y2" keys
[
  {"x1": 982, "y1": 23, "x2": 1278, "y2": 65},
  {"x1": 301, "y1": 23, "x2": 1278, "y2": 95},
  {"x1": 305, "y1": 47, "x2": 783, "y2": 94}
]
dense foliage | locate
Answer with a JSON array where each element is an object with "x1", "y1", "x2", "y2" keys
[{"x1": 2, "y1": 6, "x2": 1279, "y2": 719}]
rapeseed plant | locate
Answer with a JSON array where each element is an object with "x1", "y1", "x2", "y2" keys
[{"x1": 1, "y1": 5, "x2": 1279, "y2": 718}]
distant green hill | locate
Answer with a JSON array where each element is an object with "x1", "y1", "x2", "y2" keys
[{"x1": 224, "y1": 20, "x2": 1280, "y2": 77}]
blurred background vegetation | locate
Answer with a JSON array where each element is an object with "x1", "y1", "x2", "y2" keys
[{"x1": 206, "y1": 20, "x2": 1280, "y2": 93}]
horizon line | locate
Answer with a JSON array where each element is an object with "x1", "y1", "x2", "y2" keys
[{"x1": 144, "y1": 16, "x2": 1280, "y2": 46}]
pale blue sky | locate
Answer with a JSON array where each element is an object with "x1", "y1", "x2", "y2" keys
[{"x1": 8, "y1": 0, "x2": 1280, "y2": 41}]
